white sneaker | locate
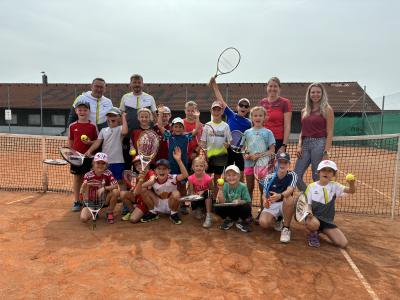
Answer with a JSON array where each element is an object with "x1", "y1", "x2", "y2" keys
[
  {"x1": 202, "y1": 214, "x2": 213, "y2": 228},
  {"x1": 280, "y1": 227, "x2": 291, "y2": 243},
  {"x1": 274, "y1": 219, "x2": 284, "y2": 232}
]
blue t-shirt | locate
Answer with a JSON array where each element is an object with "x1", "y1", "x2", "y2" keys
[
  {"x1": 224, "y1": 106, "x2": 252, "y2": 133},
  {"x1": 163, "y1": 131, "x2": 193, "y2": 174},
  {"x1": 262, "y1": 171, "x2": 298, "y2": 200},
  {"x1": 242, "y1": 127, "x2": 275, "y2": 167}
]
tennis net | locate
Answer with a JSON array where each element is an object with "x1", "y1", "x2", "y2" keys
[{"x1": 0, "y1": 133, "x2": 399, "y2": 216}]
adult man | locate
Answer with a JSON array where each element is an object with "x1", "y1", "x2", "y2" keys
[
  {"x1": 119, "y1": 74, "x2": 157, "y2": 131},
  {"x1": 67, "y1": 78, "x2": 113, "y2": 131}
]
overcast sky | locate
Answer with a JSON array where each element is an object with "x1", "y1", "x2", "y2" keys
[{"x1": 0, "y1": 0, "x2": 399, "y2": 105}]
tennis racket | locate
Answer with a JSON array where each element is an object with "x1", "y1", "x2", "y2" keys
[
  {"x1": 178, "y1": 195, "x2": 204, "y2": 202},
  {"x1": 197, "y1": 123, "x2": 216, "y2": 157},
  {"x1": 215, "y1": 47, "x2": 241, "y2": 78},
  {"x1": 230, "y1": 130, "x2": 247, "y2": 154},
  {"x1": 81, "y1": 179, "x2": 106, "y2": 230},
  {"x1": 122, "y1": 170, "x2": 138, "y2": 190},
  {"x1": 253, "y1": 153, "x2": 275, "y2": 183},
  {"x1": 214, "y1": 201, "x2": 245, "y2": 207},
  {"x1": 137, "y1": 130, "x2": 160, "y2": 170},
  {"x1": 294, "y1": 193, "x2": 310, "y2": 222},
  {"x1": 260, "y1": 157, "x2": 280, "y2": 209},
  {"x1": 60, "y1": 147, "x2": 86, "y2": 166},
  {"x1": 43, "y1": 158, "x2": 68, "y2": 165}
]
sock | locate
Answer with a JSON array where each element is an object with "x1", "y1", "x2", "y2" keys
[
  {"x1": 150, "y1": 209, "x2": 157, "y2": 214},
  {"x1": 170, "y1": 211, "x2": 177, "y2": 215}
]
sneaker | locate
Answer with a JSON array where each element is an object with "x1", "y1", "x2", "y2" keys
[
  {"x1": 170, "y1": 213, "x2": 182, "y2": 225},
  {"x1": 280, "y1": 227, "x2": 291, "y2": 243},
  {"x1": 236, "y1": 221, "x2": 251, "y2": 233},
  {"x1": 194, "y1": 207, "x2": 204, "y2": 220},
  {"x1": 308, "y1": 232, "x2": 320, "y2": 247},
  {"x1": 121, "y1": 204, "x2": 130, "y2": 216},
  {"x1": 219, "y1": 218, "x2": 234, "y2": 230},
  {"x1": 71, "y1": 201, "x2": 82, "y2": 212},
  {"x1": 107, "y1": 213, "x2": 114, "y2": 224},
  {"x1": 179, "y1": 204, "x2": 189, "y2": 215},
  {"x1": 121, "y1": 212, "x2": 131, "y2": 221},
  {"x1": 274, "y1": 218, "x2": 284, "y2": 232},
  {"x1": 202, "y1": 214, "x2": 213, "y2": 228},
  {"x1": 140, "y1": 212, "x2": 160, "y2": 223}
]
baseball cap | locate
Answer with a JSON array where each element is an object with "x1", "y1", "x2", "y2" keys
[
  {"x1": 161, "y1": 106, "x2": 171, "y2": 114},
  {"x1": 211, "y1": 101, "x2": 223, "y2": 109},
  {"x1": 237, "y1": 98, "x2": 250, "y2": 106},
  {"x1": 276, "y1": 152, "x2": 290, "y2": 162},
  {"x1": 172, "y1": 117, "x2": 184, "y2": 125},
  {"x1": 225, "y1": 165, "x2": 240, "y2": 174},
  {"x1": 74, "y1": 99, "x2": 90, "y2": 109},
  {"x1": 106, "y1": 107, "x2": 121, "y2": 116},
  {"x1": 317, "y1": 160, "x2": 338, "y2": 171},
  {"x1": 155, "y1": 159, "x2": 170, "y2": 168},
  {"x1": 94, "y1": 152, "x2": 108, "y2": 163},
  {"x1": 132, "y1": 155, "x2": 140, "y2": 163}
]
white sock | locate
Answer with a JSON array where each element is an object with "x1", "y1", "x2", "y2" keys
[
  {"x1": 170, "y1": 211, "x2": 177, "y2": 215},
  {"x1": 150, "y1": 209, "x2": 157, "y2": 214}
]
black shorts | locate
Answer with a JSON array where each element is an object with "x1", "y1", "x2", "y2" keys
[
  {"x1": 318, "y1": 219, "x2": 337, "y2": 231},
  {"x1": 227, "y1": 147, "x2": 244, "y2": 171},
  {"x1": 207, "y1": 154, "x2": 228, "y2": 175},
  {"x1": 275, "y1": 139, "x2": 283, "y2": 153},
  {"x1": 70, "y1": 157, "x2": 93, "y2": 175}
]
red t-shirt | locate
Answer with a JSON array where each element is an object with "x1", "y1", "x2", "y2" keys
[
  {"x1": 260, "y1": 97, "x2": 292, "y2": 140},
  {"x1": 83, "y1": 169, "x2": 118, "y2": 186},
  {"x1": 183, "y1": 118, "x2": 203, "y2": 160},
  {"x1": 301, "y1": 112, "x2": 327, "y2": 138},
  {"x1": 69, "y1": 121, "x2": 98, "y2": 154},
  {"x1": 154, "y1": 124, "x2": 170, "y2": 161}
]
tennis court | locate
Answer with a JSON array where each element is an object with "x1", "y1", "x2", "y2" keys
[{"x1": 0, "y1": 191, "x2": 399, "y2": 299}]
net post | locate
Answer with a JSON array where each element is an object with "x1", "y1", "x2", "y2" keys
[
  {"x1": 391, "y1": 135, "x2": 400, "y2": 219},
  {"x1": 42, "y1": 136, "x2": 48, "y2": 192}
]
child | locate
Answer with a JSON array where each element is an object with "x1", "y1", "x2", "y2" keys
[
  {"x1": 154, "y1": 105, "x2": 172, "y2": 162},
  {"x1": 259, "y1": 152, "x2": 297, "y2": 243},
  {"x1": 200, "y1": 101, "x2": 232, "y2": 197},
  {"x1": 215, "y1": 165, "x2": 252, "y2": 232},
  {"x1": 80, "y1": 153, "x2": 120, "y2": 224},
  {"x1": 187, "y1": 156, "x2": 213, "y2": 228},
  {"x1": 120, "y1": 155, "x2": 156, "y2": 223},
  {"x1": 68, "y1": 99, "x2": 98, "y2": 212},
  {"x1": 85, "y1": 107, "x2": 128, "y2": 182},
  {"x1": 242, "y1": 106, "x2": 275, "y2": 205},
  {"x1": 183, "y1": 101, "x2": 203, "y2": 168},
  {"x1": 304, "y1": 160, "x2": 356, "y2": 248},
  {"x1": 140, "y1": 147, "x2": 189, "y2": 225}
]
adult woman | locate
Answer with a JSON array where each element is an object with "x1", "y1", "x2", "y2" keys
[
  {"x1": 260, "y1": 77, "x2": 292, "y2": 153},
  {"x1": 294, "y1": 83, "x2": 334, "y2": 192}
]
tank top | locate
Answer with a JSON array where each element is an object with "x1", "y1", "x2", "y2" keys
[{"x1": 301, "y1": 111, "x2": 327, "y2": 138}]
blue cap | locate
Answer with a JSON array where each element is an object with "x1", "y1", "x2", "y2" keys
[
  {"x1": 277, "y1": 152, "x2": 290, "y2": 162},
  {"x1": 74, "y1": 99, "x2": 90, "y2": 109},
  {"x1": 155, "y1": 159, "x2": 170, "y2": 168}
]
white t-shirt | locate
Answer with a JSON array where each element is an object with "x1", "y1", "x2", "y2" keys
[
  {"x1": 152, "y1": 175, "x2": 178, "y2": 199},
  {"x1": 73, "y1": 92, "x2": 113, "y2": 125},
  {"x1": 98, "y1": 126, "x2": 124, "y2": 164},
  {"x1": 200, "y1": 121, "x2": 232, "y2": 157},
  {"x1": 119, "y1": 92, "x2": 157, "y2": 112},
  {"x1": 305, "y1": 181, "x2": 345, "y2": 205}
]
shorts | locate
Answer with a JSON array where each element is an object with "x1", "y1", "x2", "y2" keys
[
  {"x1": 190, "y1": 190, "x2": 210, "y2": 210},
  {"x1": 227, "y1": 147, "x2": 244, "y2": 171},
  {"x1": 154, "y1": 198, "x2": 171, "y2": 214},
  {"x1": 108, "y1": 163, "x2": 125, "y2": 180},
  {"x1": 70, "y1": 157, "x2": 93, "y2": 175},
  {"x1": 318, "y1": 219, "x2": 337, "y2": 231},
  {"x1": 135, "y1": 195, "x2": 148, "y2": 213},
  {"x1": 207, "y1": 154, "x2": 227, "y2": 175},
  {"x1": 261, "y1": 201, "x2": 283, "y2": 219}
]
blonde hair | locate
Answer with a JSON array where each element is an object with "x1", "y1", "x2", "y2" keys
[
  {"x1": 137, "y1": 107, "x2": 153, "y2": 121},
  {"x1": 185, "y1": 101, "x2": 198, "y2": 109},
  {"x1": 249, "y1": 106, "x2": 267, "y2": 120},
  {"x1": 192, "y1": 156, "x2": 208, "y2": 170},
  {"x1": 303, "y1": 83, "x2": 329, "y2": 118}
]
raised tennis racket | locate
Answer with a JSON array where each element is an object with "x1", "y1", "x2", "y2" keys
[
  {"x1": 295, "y1": 193, "x2": 310, "y2": 222},
  {"x1": 230, "y1": 130, "x2": 247, "y2": 154},
  {"x1": 122, "y1": 170, "x2": 137, "y2": 190},
  {"x1": 215, "y1": 47, "x2": 241, "y2": 78},
  {"x1": 81, "y1": 179, "x2": 106, "y2": 230},
  {"x1": 60, "y1": 147, "x2": 86, "y2": 166},
  {"x1": 43, "y1": 158, "x2": 68, "y2": 165},
  {"x1": 137, "y1": 130, "x2": 160, "y2": 170}
]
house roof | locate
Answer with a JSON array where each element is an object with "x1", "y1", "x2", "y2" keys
[{"x1": 0, "y1": 82, "x2": 380, "y2": 113}]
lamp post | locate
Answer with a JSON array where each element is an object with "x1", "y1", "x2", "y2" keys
[{"x1": 40, "y1": 71, "x2": 47, "y2": 134}]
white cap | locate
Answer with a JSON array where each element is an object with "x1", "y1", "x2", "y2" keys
[
  {"x1": 94, "y1": 152, "x2": 108, "y2": 163},
  {"x1": 161, "y1": 106, "x2": 171, "y2": 114},
  {"x1": 317, "y1": 160, "x2": 337, "y2": 171},
  {"x1": 225, "y1": 165, "x2": 240, "y2": 174},
  {"x1": 172, "y1": 117, "x2": 184, "y2": 125}
]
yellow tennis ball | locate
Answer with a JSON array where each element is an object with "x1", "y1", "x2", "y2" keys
[
  {"x1": 217, "y1": 178, "x2": 224, "y2": 186},
  {"x1": 80, "y1": 134, "x2": 88, "y2": 142},
  {"x1": 346, "y1": 173, "x2": 355, "y2": 181},
  {"x1": 129, "y1": 149, "x2": 136, "y2": 156}
]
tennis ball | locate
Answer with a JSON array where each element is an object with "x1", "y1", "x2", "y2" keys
[
  {"x1": 80, "y1": 134, "x2": 88, "y2": 142},
  {"x1": 346, "y1": 173, "x2": 355, "y2": 181},
  {"x1": 217, "y1": 178, "x2": 224, "y2": 186},
  {"x1": 129, "y1": 149, "x2": 136, "y2": 156}
]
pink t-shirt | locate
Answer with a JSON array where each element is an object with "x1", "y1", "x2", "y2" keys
[{"x1": 188, "y1": 173, "x2": 212, "y2": 193}]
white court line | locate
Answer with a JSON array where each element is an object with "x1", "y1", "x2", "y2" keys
[
  {"x1": 6, "y1": 195, "x2": 35, "y2": 205},
  {"x1": 340, "y1": 248, "x2": 380, "y2": 300}
]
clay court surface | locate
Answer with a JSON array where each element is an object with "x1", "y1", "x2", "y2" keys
[{"x1": 1, "y1": 191, "x2": 399, "y2": 299}]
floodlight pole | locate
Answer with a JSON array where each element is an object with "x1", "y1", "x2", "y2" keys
[{"x1": 40, "y1": 71, "x2": 47, "y2": 135}]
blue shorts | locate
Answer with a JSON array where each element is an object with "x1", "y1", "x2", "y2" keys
[{"x1": 108, "y1": 163, "x2": 125, "y2": 180}]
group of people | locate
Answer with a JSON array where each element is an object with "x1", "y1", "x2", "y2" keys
[{"x1": 66, "y1": 74, "x2": 356, "y2": 248}]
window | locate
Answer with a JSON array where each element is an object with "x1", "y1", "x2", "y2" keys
[
  {"x1": 51, "y1": 115, "x2": 65, "y2": 126},
  {"x1": 28, "y1": 114, "x2": 41, "y2": 125}
]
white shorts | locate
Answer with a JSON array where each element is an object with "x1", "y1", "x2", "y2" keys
[
  {"x1": 154, "y1": 198, "x2": 171, "y2": 214},
  {"x1": 262, "y1": 201, "x2": 283, "y2": 219}
]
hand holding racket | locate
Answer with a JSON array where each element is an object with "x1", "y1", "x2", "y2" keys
[
  {"x1": 294, "y1": 193, "x2": 310, "y2": 223},
  {"x1": 60, "y1": 147, "x2": 90, "y2": 166},
  {"x1": 122, "y1": 170, "x2": 137, "y2": 190},
  {"x1": 81, "y1": 179, "x2": 106, "y2": 230},
  {"x1": 230, "y1": 130, "x2": 248, "y2": 154},
  {"x1": 214, "y1": 47, "x2": 241, "y2": 78}
]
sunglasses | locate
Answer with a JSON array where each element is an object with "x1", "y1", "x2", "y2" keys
[{"x1": 238, "y1": 103, "x2": 249, "y2": 108}]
